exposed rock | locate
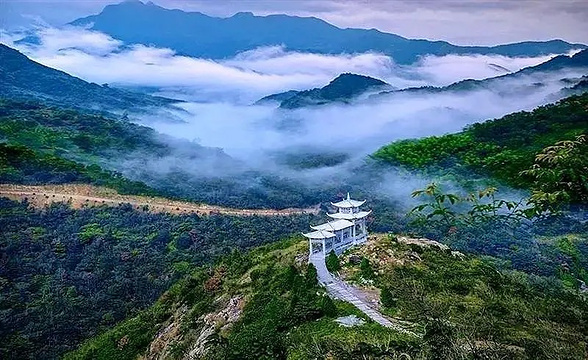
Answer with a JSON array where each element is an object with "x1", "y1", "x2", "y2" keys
[
  {"x1": 185, "y1": 295, "x2": 244, "y2": 359},
  {"x1": 348, "y1": 254, "x2": 362, "y2": 265},
  {"x1": 398, "y1": 236, "x2": 450, "y2": 251},
  {"x1": 142, "y1": 305, "x2": 188, "y2": 360},
  {"x1": 295, "y1": 253, "x2": 309, "y2": 268},
  {"x1": 335, "y1": 314, "x2": 365, "y2": 327}
]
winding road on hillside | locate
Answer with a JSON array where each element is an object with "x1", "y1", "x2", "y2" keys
[
  {"x1": 310, "y1": 256, "x2": 418, "y2": 336},
  {"x1": 0, "y1": 184, "x2": 320, "y2": 217}
]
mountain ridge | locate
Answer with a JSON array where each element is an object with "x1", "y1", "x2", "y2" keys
[
  {"x1": 0, "y1": 43, "x2": 179, "y2": 112},
  {"x1": 69, "y1": 1, "x2": 586, "y2": 64}
]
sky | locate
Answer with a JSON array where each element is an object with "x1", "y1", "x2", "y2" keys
[{"x1": 1, "y1": 0, "x2": 587, "y2": 46}]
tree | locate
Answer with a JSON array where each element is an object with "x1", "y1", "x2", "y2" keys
[
  {"x1": 522, "y1": 134, "x2": 588, "y2": 214},
  {"x1": 325, "y1": 250, "x2": 340, "y2": 272},
  {"x1": 360, "y1": 258, "x2": 374, "y2": 280},
  {"x1": 380, "y1": 287, "x2": 396, "y2": 308},
  {"x1": 305, "y1": 263, "x2": 318, "y2": 287},
  {"x1": 410, "y1": 183, "x2": 528, "y2": 230}
]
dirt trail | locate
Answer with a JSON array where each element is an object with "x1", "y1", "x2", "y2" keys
[{"x1": 0, "y1": 184, "x2": 320, "y2": 217}]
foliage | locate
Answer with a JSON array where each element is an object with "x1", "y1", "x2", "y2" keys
[
  {"x1": 522, "y1": 134, "x2": 588, "y2": 213},
  {"x1": 325, "y1": 250, "x2": 341, "y2": 272},
  {"x1": 410, "y1": 182, "x2": 528, "y2": 230},
  {"x1": 366, "y1": 240, "x2": 588, "y2": 359},
  {"x1": 379, "y1": 287, "x2": 396, "y2": 309},
  {"x1": 0, "y1": 143, "x2": 157, "y2": 196},
  {"x1": 68, "y1": 239, "x2": 385, "y2": 360},
  {"x1": 70, "y1": 236, "x2": 588, "y2": 359},
  {"x1": 360, "y1": 257, "x2": 375, "y2": 280},
  {"x1": 305, "y1": 263, "x2": 318, "y2": 287},
  {"x1": 0, "y1": 198, "x2": 316, "y2": 359},
  {"x1": 373, "y1": 94, "x2": 588, "y2": 194}
]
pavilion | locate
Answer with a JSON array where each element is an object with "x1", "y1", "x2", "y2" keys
[{"x1": 303, "y1": 193, "x2": 371, "y2": 259}]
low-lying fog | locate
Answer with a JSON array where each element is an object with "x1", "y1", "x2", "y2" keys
[{"x1": 4, "y1": 27, "x2": 586, "y2": 207}]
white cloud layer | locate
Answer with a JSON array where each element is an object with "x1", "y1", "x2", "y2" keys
[
  {"x1": 1, "y1": 26, "x2": 585, "y2": 204},
  {"x1": 3, "y1": 27, "x2": 565, "y2": 104}
]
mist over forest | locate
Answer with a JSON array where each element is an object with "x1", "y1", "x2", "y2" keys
[
  {"x1": 1, "y1": 2, "x2": 587, "y2": 359},
  {"x1": 3, "y1": 26, "x2": 585, "y2": 209}
]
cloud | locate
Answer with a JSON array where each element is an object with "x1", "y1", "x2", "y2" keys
[
  {"x1": 5, "y1": 26, "x2": 564, "y2": 103},
  {"x1": 2, "y1": 26, "x2": 585, "y2": 207}
]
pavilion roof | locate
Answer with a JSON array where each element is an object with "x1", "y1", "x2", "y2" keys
[
  {"x1": 311, "y1": 219, "x2": 354, "y2": 232},
  {"x1": 331, "y1": 193, "x2": 366, "y2": 208},
  {"x1": 302, "y1": 230, "x2": 336, "y2": 239},
  {"x1": 327, "y1": 210, "x2": 371, "y2": 220}
]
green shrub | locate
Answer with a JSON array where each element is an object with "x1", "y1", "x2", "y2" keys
[{"x1": 326, "y1": 250, "x2": 341, "y2": 272}]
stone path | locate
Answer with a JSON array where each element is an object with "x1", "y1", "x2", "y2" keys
[{"x1": 310, "y1": 256, "x2": 418, "y2": 336}]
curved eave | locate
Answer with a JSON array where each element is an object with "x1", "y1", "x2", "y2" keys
[
  {"x1": 330, "y1": 199, "x2": 366, "y2": 208},
  {"x1": 327, "y1": 210, "x2": 372, "y2": 220},
  {"x1": 302, "y1": 230, "x2": 336, "y2": 239}
]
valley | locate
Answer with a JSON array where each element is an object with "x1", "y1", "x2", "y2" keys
[{"x1": 1, "y1": 1, "x2": 587, "y2": 359}]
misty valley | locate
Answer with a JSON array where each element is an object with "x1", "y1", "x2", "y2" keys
[{"x1": 0, "y1": 1, "x2": 587, "y2": 359}]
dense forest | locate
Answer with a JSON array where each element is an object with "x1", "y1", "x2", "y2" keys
[
  {"x1": 0, "y1": 199, "x2": 316, "y2": 359},
  {"x1": 0, "y1": 98, "x2": 343, "y2": 209},
  {"x1": 372, "y1": 93, "x2": 588, "y2": 190}
]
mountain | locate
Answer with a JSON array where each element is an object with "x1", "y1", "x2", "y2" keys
[
  {"x1": 258, "y1": 73, "x2": 391, "y2": 109},
  {"x1": 255, "y1": 90, "x2": 299, "y2": 105},
  {"x1": 0, "y1": 44, "x2": 178, "y2": 112},
  {"x1": 65, "y1": 233, "x2": 588, "y2": 359},
  {"x1": 376, "y1": 49, "x2": 588, "y2": 98},
  {"x1": 70, "y1": 1, "x2": 586, "y2": 64},
  {"x1": 520, "y1": 48, "x2": 588, "y2": 72}
]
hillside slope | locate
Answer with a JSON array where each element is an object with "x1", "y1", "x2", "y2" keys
[
  {"x1": 0, "y1": 198, "x2": 316, "y2": 359},
  {"x1": 69, "y1": 1, "x2": 585, "y2": 64},
  {"x1": 372, "y1": 93, "x2": 588, "y2": 189},
  {"x1": 66, "y1": 234, "x2": 588, "y2": 359},
  {"x1": 0, "y1": 44, "x2": 178, "y2": 112},
  {"x1": 376, "y1": 49, "x2": 588, "y2": 97}
]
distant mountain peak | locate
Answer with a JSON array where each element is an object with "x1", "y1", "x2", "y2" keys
[
  {"x1": 69, "y1": 2, "x2": 586, "y2": 63},
  {"x1": 256, "y1": 73, "x2": 391, "y2": 109},
  {"x1": 232, "y1": 11, "x2": 254, "y2": 18}
]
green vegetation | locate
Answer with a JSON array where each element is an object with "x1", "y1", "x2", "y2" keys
[
  {"x1": 0, "y1": 98, "x2": 174, "y2": 195},
  {"x1": 0, "y1": 44, "x2": 176, "y2": 112},
  {"x1": 522, "y1": 134, "x2": 588, "y2": 213},
  {"x1": 379, "y1": 287, "x2": 396, "y2": 309},
  {"x1": 67, "y1": 238, "x2": 417, "y2": 360},
  {"x1": 0, "y1": 198, "x2": 316, "y2": 359},
  {"x1": 373, "y1": 93, "x2": 588, "y2": 193},
  {"x1": 341, "y1": 235, "x2": 588, "y2": 359},
  {"x1": 326, "y1": 250, "x2": 341, "y2": 272},
  {"x1": 68, "y1": 235, "x2": 588, "y2": 359},
  {"x1": 0, "y1": 143, "x2": 157, "y2": 196}
]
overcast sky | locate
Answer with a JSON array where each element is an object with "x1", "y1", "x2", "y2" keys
[{"x1": 1, "y1": 0, "x2": 587, "y2": 45}]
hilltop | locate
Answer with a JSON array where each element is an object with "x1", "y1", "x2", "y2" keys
[
  {"x1": 66, "y1": 234, "x2": 588, "y2": 359},
  {"x1": 257, "y1": 73, "x2": 391, "y2": 109}
]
